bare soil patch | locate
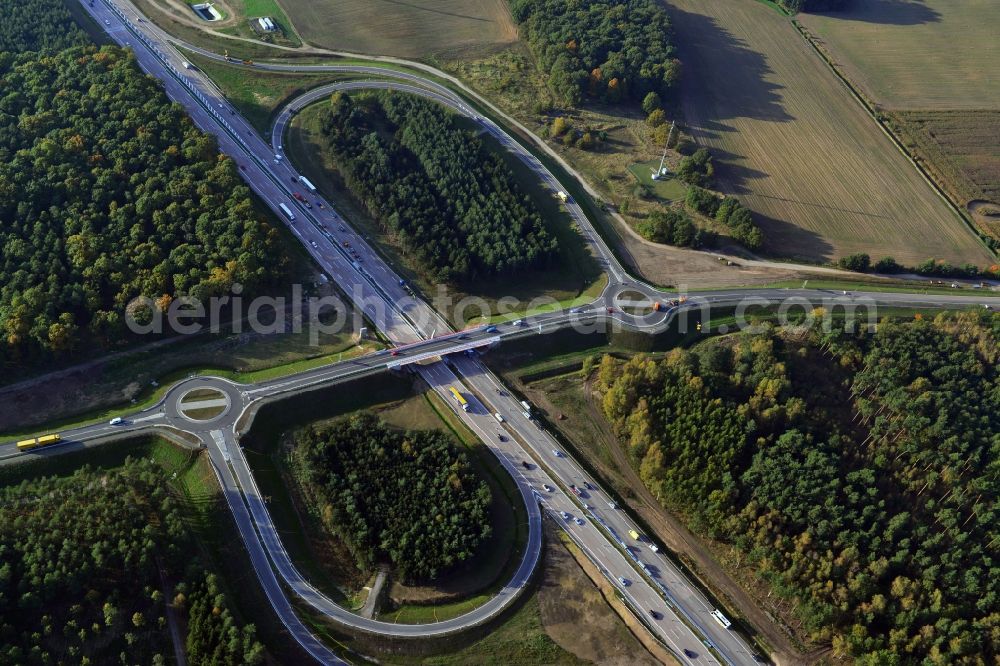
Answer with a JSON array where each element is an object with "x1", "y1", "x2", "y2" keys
[{"x1": 538, "y1": 523, "x2": 668, "y2": 666}]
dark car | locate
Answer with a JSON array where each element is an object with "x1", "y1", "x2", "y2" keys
[
  {"x1": 683, "y1": 649, "x2": 697, "y2": 659},
  {"x1": 648, "y1": 609, "x2": 659, "y2": 620},
  {"x1": 521, "y1": 460, "x2": 531, "y2": 469}
]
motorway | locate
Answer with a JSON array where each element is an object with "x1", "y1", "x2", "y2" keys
[{"x1": 7, "y1": 1, "x2": 1000, "y2": 664}]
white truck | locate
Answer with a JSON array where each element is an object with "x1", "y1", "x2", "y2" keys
[
  {"x1": 278, "y1": 203, "x2": 296, "y2": 221},
  {"x1": 299, "y1": 176, "x2": 317, "y2": 192},
  {"x1": 494, "y1": 413, "x2": 505, "y2": 423}
]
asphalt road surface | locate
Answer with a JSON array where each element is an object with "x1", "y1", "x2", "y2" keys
[{"x1": 9, "y1": 1, "x2": 999, "y2": 664}]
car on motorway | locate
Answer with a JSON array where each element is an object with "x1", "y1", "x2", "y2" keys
[
  {"x1": 683, "y1": 649, "x2": 698, "y2": 659},
  {"x1": 618, "y1": 576, "x2": 630, "y2": 586},
  {"x1": 560, "y1": 511, "x2": 569, "y2": 520},
  {"x1": 339, "y1": 225, "x2": 346, "y2": 231},
  {"x1": 521, "y1": 460, "x2": 531, "y2": 469},
  {"x1": 607, "y1": 307, "x2": 616, "y2": 313},
  {"x1": 310, "y1": 241, "x2": 317, "y2": 248},
  {"x1": 552, "y1": 449, "x2": 563, "y2": 457},
  {"x1": 497, "y1": 434, "x2": 506, "y2": 442},
  {"x1": 569, "y1": 307, "x2": 582, "y2": 313},
  {"x1": 542, "y1": 484, "x2": 553, "y2": 492},
  {"x1": 648, "y1": 609, "x2": 660, "y2": 620},
  {"x1": 239, "y1": 165, "x2": 246, "y2": 171},
  {"x1": 569, "y1": 484, "x2": 581, "y2": 495},
  {"x1": 584, "y1": 481, "x2": 595, "y2": 490},
  {"x1": 574, "y1": 517, "x2": 584, "y2": 526},
  {"x1": 390, "y1": 350, "x2": 400, "y2": 357},
  {"x1": 608, "y1": 500, "x2": 617, "y2": 509},
  {"x1": 484, "y1": 325, "x2": 498, "y2": 333},
  {"x1": 109, "y1": 417, "x2": 124, "y2": 426},
  {"x1": 290, "y1": 176, "x2": 297, "y2": 184},
  {"x1": 317, "y1": 202, "x2": 323, "y2": 208}
]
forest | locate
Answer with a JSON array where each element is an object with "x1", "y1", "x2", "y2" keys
[
  {"x1": 509, "y1": 0, "x2": 679, "y2": 106},
  {"x1": 595, "y1": 311, "x2": 999, "y2": 663},
  {"x1": 0, "y1": 46, "x2": 289, "y2": 363},
  {"x1": 0, "y1": 459, "x2": 263, "y2": 664},
  {"x1": 292, "y1": 413, "x2": 492, "y2": 581},
  {"x1": 319, "y1": 91, "x2": 557, "y2": 282},
  {"x1": 0, "y1": 0, "x2": 90, "y2": 53}
]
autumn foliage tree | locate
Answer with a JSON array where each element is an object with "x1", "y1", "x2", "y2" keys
[
  {"x1": 596, "y1": 312, "x2": 1000, "y2": 662},
  {"x1": 510, "y1": 0, "x2": 679, "y2": 107}
]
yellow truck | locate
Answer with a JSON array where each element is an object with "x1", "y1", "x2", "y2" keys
[
  {"x1": 448, "y1": 387, "x2": 469, "y2": 412},
  {"x1": 628, "y1": 529, "x2": 641, "y2": 540},
  {"x1": 16, "y1": 434, "x2": 61, "y2": 451}
]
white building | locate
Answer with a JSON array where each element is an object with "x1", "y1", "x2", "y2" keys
[{"x1": 257, "y1": 17, "x2": 277, "y2": 32}]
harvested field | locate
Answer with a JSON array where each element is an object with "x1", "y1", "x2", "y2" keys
[
  {"x1": 277, "y1": 0, "x2": 517, "y2": 58},
  {"x1": 666, "y1": 0, "x2": 994, "y2": 267},
  {"x1": 888, "y1": 110, "x2": 1000, "y2": 206},
  {"x1": 797, "y1": 2, "x2": 1000, "y2": 242},
  {"x1": 798, "y1": 1, "x2": 1000, "y2": 110}
]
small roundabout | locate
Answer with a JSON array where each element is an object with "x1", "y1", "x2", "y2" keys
[{"x1": 162, "y1": 376, "x2": 248, "y2": 431}]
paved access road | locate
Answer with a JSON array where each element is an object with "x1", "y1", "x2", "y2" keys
[{"x1": 12, "y1": 1, "x2": 1000, "y2": 664}]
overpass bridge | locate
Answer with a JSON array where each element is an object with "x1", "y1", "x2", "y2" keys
[{"x1": 386, "y1": 336, "x2": 501, "y2": 368}]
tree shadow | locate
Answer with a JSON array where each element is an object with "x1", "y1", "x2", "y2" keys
[
  {"x1": 705, "y1": 147, "x2": 771, "y2": 196},
  {"x1": 814, "y1": 0, "x2": 941, "y2": 26},
  {"x1": 750, "y1": 210, "x2": 836, "y2": 263},
  {"x1": 668, "y1": 4, "x2": 793, "y2": 127}
]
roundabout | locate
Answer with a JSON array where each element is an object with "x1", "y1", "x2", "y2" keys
[
  {"x1": 176, "y1": 387, "x2": 230, "y2": 421},
  {"x1": 20, "y1": 1, "x2": 1000, "y2": 663}
]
